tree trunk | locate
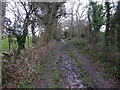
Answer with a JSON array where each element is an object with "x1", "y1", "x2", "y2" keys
[
  {"x1": 114, "y1": 1, "x2": 120, "y2": 77},
  {"x1": 87, "y1": 6, "x2": 92, "y2": 44},
  {"x1": 17, "y1": 36, "x2": 25, "y2": 54},
  {"x1": 43, "y1": 25, "x2": 52, "y2": 43},
  {"x1": 11, "y1": 36, "x2": 14, "y2": 50},
  {"x1": 116, "y1": 1, "x2": 120, "y2": 54},
  {"x1": 16, "y1": 17, "x2": 28, "y2": 54},
  {"x1": 27, "y1": 36, "x2": 29, "y2": 47},
  {"x1": 31, "y1": 21, "x2": 37, "y2": 44},
  {"x1": 91, "y1": 2, "x2": 99, "y2": 44},
  {"x1": 105, "y1": 2, "x2": 110, "y2": 49},
  {"x1": 110, "y1": 20, "x2": 116, "y2": 46},
  {"x1": 17, "y1": 42, "x2": 25, "y2": 54},
  {"x1": 8, "y1": 33, "x2": 11, "y2": 52},
  {"x1": 71, "y1": 9, "x2": 74, "y2": 38},
  {"x1": 117, "y1": 25, "x2": 120, "y2": 53}
]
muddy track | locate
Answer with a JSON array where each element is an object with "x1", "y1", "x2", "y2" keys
[
  {"x1": 59, "y1": 42, "x2": 115, "y2": 88},
  {"x1": 59, "y1": 45, "x2": 85, "y2": 88},
  {"x1": 72, "y1": 48, "x2": 114, "y2": 88},
  {"x1": 33, "y1": 41, "x2": 115, "y2": 88}
]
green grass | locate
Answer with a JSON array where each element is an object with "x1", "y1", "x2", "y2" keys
[
  {"x1": 67, "y1": 49, "x2": 82, "y2": 68},
  {"x1": 67, "y1": 49, "x2": 76, "y2": 59},
  {"x1": 2, "y1": 36, "x2": 9, "y2": 52},
  {"x1": 54, "y1": 72, "x2": 61, "y2": 84},
  {"x1": 54, "y1": 65, "x2": 61, "y2": 84},
  {"x1": 76, "y1": 59, "x2": 82, "y2": 68},
  {"x1": 17, "y1": 79, "x2": 35, "y2": 88},
  {"x1": 82, "y1": 77, "x2": 93, "y2": 86},
  {"x1": 25, "y1": 36, "x2": 32, "y2": 48},
  {"x1": 2, "y1": 36, "x2": 32, "y2": 52},
  {"x1": 53, "y1": 58, "x2": 62, "y2": 87},
  {"x1": 53, "y1": 68, "x2": 62, "y2": 88}
]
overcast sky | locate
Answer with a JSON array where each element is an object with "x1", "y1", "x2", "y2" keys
[
  {"x1": 5, "y1": 0, "x2": 89, "y2": 35},
  {"x1": 5, "y1": 0, "x2": 119, "y2": 35}
]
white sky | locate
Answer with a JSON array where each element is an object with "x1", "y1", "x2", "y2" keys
[
  {"x1": 65, "y1": 0, "x2": 88, "y2": 19},
  {"x1": 5, "y1": 0, "x2": 118, "y2": 35}
]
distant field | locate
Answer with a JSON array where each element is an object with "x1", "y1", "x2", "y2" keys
[{"x1": 2, "y1": 36, "x2": 32, "y2": 52}]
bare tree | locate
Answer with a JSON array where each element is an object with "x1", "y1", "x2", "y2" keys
[
  {"x1": 5, "y1": 1, "x2": 37, "y2": 54},
  {"x1": 34, "y1": 2, "x2": 66, "y2": 43}
]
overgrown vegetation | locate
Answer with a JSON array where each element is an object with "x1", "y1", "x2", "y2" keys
[
  {"x1": 2, "y1": 40, "x2": 57, "y2": 88},
  {"x1": 69, "y1": 38, "x2": 120, "y2": 79}
]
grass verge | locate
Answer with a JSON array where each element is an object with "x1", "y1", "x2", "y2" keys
[{"x1": 53, "y1": 58, "x2": 63, "y2": 88}]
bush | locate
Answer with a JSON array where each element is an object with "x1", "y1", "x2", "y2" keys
[{"x1": 69, "y1": 38, "x2": 87, "y2": 47}]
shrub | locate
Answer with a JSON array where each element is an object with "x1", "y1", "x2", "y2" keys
[{"x1": 70, "y1": 38, "x2": 87, "y2": 47}]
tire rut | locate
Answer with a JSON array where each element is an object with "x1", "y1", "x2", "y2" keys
[
  {"x1": 59, "y1": 45, "x2": 86, "y2": 88},
  {"x1": 72, "y1": 48, "x2": 114, "y2": 88},
  {"x1": 59, "y1": 42, "x2": 114, "y2": 88}
]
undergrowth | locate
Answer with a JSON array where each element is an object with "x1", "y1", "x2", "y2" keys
[
  {"x1": 2, "y1": 40, "x2": 57, "y2": 88},
  {"x1": 69, "y1": 38, "x2": 120, "y2": 79}
]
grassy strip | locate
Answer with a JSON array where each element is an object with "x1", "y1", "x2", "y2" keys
[
  {"x1": 54, "y1": 67, "x2": 61, "y2": 85},
  {"x1": 17, "y1": 78, "x2": 35, "y2": 88},
  {"x1": 53, "y1": 58, "x2": 63, "y2": 88},
  {"x1": 67, "y1": 49, "x2": 93, "y2": 87}
]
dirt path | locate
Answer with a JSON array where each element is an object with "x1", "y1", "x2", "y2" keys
[
  {"x1": 60, "y1": 43, "x2": 115, "y2": 88},
  {"x1": 59, "y1": 44, "x2": 85, "y2": 88},
  {"x1": 72, "y1": 48, "x2": 114, "y2": 88},
  {"x1": 33, "y1": 41, "x2": 116, "y2": 88}
]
